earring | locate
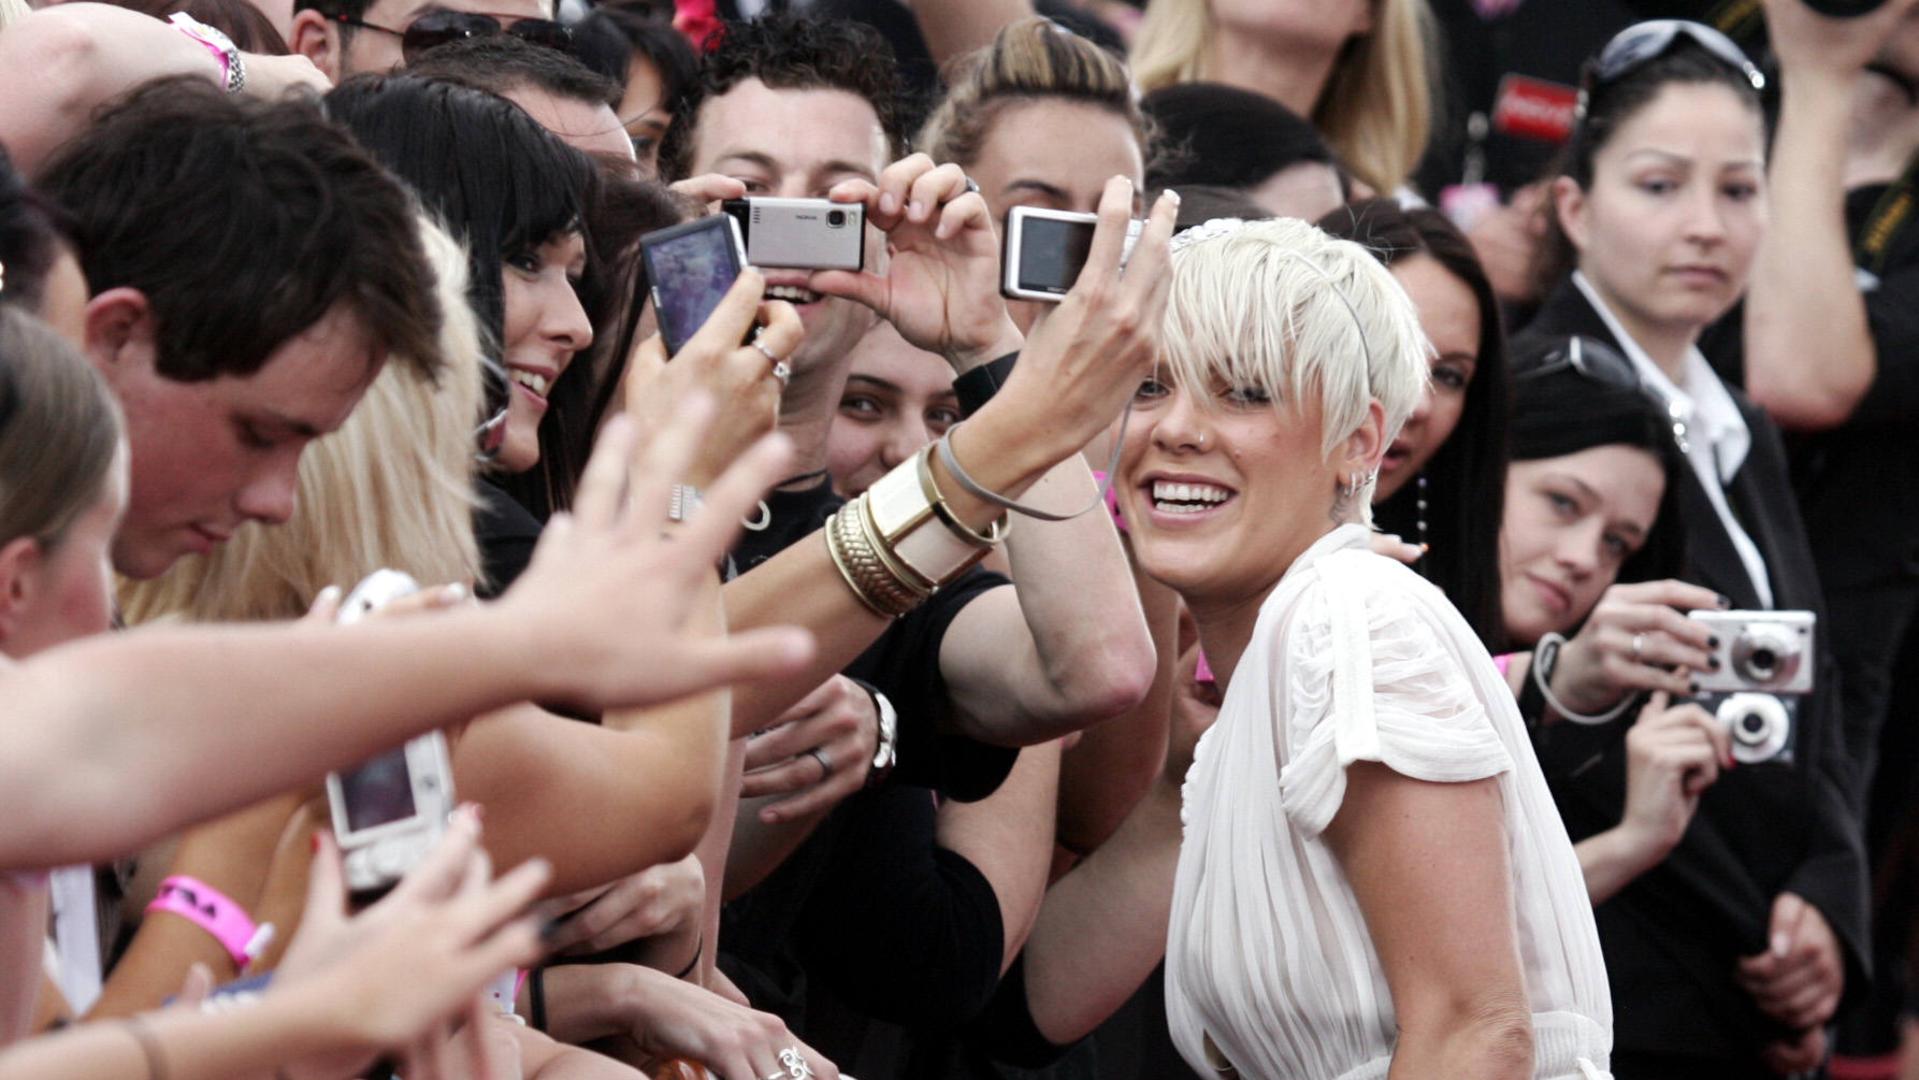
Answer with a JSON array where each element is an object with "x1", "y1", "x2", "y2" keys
[{"x1": 1415, "y1": 472, "x2": 1429, "y2": 559}]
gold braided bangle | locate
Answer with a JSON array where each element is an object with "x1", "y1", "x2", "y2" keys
[{"x1": 825, "y1": 499, "x2": 922, "y2": 618}]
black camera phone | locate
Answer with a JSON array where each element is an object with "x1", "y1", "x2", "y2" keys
[{"x1": 641, "y1": 214, "x2": 750, "y2": 356}]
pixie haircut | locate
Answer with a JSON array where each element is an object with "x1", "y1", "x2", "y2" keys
[
  {"x1": 1162, "y1": 218, "x2": 1430, "y2": 517},
  {"x1": 36, "y1": 78, "x2": 443, "y2": 383},
  {"x1": 658, "y1": 13, "x2": 910, "y2": 181}
]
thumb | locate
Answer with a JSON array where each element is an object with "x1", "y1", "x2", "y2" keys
[
  {"x1": 807, "y1": 269, "x2": 888, "y2": 313},
  {"x1": 1771, "y1": 892, "x2": 1808, "y2": 958},
  {"x1": 176, "y1": 962, "x2": 215, "y2": 1007}
]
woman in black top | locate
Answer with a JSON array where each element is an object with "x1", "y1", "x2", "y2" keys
[{"x1": 1516, "y1": 21, "x2": 1868, "y2": 1078}]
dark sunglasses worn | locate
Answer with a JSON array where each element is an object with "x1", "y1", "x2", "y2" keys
[
  {"x1": 334, "y1": 9, "x2": 573, "y2": 63},
  {"x1": 1581, "y1": 19, "x2": 1764, "y2": 116}
]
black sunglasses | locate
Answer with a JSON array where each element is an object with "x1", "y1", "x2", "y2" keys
[
  {"x1": 1580, "y1": 19, "x2": 1765, "y2": 118},
  {"x1": 1517, "y1": 335, "x2": 1693, "y2": 453},
  {"x1": 334, "y1": 9, "x2": 574, "y2": 63}
]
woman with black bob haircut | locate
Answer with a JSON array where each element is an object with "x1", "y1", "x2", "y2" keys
[
  {"x1": 569, "y1": 3, "x2": 700, "y2": 173},
  {"x1": 1320, "y1": 197, "x2": 1510, "y2": 649},
  {"x1": 326, "y1": 74, "x2": 601, "y2": 585},
  {"x1": 1518, "y1": 20, "x2": 1869, "y2": 1078}
]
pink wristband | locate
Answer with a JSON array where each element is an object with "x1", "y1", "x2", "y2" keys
[
  {"x1": 147, "y1": 875, "x2": 265, "y2": 970},
  {"x1": 1493, "y1": 653, "x2": 1515, "y2": 677}
]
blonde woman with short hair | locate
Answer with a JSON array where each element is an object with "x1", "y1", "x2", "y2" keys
[
  {"x1": 1117, "y1": 218, "x2": 1613, "y2": 1079},
  {"x1": 1129, "y1": 0, "x2": 1434, "y2": 195}
]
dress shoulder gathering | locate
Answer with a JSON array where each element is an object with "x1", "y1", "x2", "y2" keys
[{"x1": 1164, "y1": 524, "x2": 1614, "y2": 1080}]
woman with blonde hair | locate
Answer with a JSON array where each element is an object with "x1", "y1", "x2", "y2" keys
[
  {"x1": 1128, "y1": 0, "x2": 1434, "y2": 196},
  {"x1": 1120, "y1": 217, "x2": 1612, "y2": 1078}
]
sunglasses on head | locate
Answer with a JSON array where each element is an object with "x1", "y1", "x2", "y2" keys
[
  {"x1": 334, "y1": 9, "x2": 574, "y2": 63},
  {"x1": 1517, "y1": 336, "x2": 1693, "y2": 453},
  {"x1": 1580, "y1": 19, "x2": 1765, "y2": 116}
]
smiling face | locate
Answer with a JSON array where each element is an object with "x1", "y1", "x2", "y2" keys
[
  {"x1": 1119, "y1": 372, "x2": 1375, "y2": 609},
  {"x1": 94, "y1": 299, "x2": 383, "y2": 579},
  {"x1": 1557, "y1": 81, "x2": 1767, "y2": 348},
  {"x1": 496, "y1": 230, "x2": 591, "y2": 474},
  {"x1": 1499, "y1": 445, "x2": 1666, "y2": 645},
  {"x1": 687, "y1": 78, "x2": 889, "y2": 378},
  {"x1": 827, "y1": 321, "x2": 958, "y2": 496},
  {"x1": 1375, "y1": 253, "x2": 1480, "y2": 500}
]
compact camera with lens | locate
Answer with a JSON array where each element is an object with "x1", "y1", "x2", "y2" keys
[
  {"x1": 1687, "y1": 609, "x2": 1816, "y2": 765},
  {"x1": 1000, "y1": 206, "x2": 1143, "y2": 303},
  {"x1": 325, "y1": 570, "x2": 457, "y2": 898},
  {"x1": 721, "y1": 197, "x2": 864, "y2": 272}
]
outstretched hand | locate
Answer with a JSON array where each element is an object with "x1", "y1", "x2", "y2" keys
[{"x1": 502, "y1": 406, "x2": 816, "y2": 712}]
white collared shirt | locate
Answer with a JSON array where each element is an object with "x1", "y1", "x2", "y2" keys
[{"x1": 1573, "y1": 272, "x2": 1773, "y2": 607}]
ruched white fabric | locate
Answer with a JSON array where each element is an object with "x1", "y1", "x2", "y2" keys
[{"x1": 1165, "y1": 525, "x2": 1613, "y2": 1080}]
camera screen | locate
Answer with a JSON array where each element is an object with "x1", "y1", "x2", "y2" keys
[
  {"x1": 1017, "y1": 217, "x2": 1096, "y2": 294},
  {"x1": 340, "y1": 748, "x2": 417, "y2": 834},
  {"x1": 650, "y1": 223, "x2": 740, "y2": 350}
]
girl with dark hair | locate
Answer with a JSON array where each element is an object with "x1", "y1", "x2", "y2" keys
[
  {"x1": 1519, "y1": 20, "x2": 1869, "y2": 1078},
  {"x1": 0, "y1": 149, "x2": 86, "y2": 344},
  {"x1": 1498, "y1": 336, "x2": 1738, "y2": 910},
  {"x1": 1145, "y1": 81, "x2": 1346, "y2": 222},
  {"x1": 1320, "y1": 197, "x2": 1509, "y2": 648},
  {"x1": 570, "y1": 4, "x2": 700, "y2": 173}
]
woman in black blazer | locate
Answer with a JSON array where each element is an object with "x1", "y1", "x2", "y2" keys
[{"x1": 1512, "y1": 21, "x2": 1869, "y2": 1079}]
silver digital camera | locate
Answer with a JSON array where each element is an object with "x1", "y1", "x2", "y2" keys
[
  {"x1": 721, "y1": 197, "x2": 864, "y2": 271},
  {"x1": 1000, "y1": 206, "x2": 1142, "y2": 302},
  {"x1": 325, "y1": 570, "x2": 457, "y2": 897},
  {"x1": 1687, "y1": 609, "x2": 1816, "y2": 765}
]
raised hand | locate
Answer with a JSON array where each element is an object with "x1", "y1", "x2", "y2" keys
[
  {"x1": 622, "y1": 268, "x2": 802, "y2": 487},
  {"x1": 500, "y1": 407, "x2": 815, "y2": 712},
  {"x1": 808, "y1": 153, "x2": 1025, "y2": 372}
]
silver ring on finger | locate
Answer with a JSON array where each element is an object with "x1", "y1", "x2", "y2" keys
[
  {"x1": 752, "y1": 337, "x2": 783, "y2": 366},
  {"x1": 771, "y1": 360, "x2": 792, "y2": 387},
  {"x1": 780, "y1": 1048, "x2": 816, "y2": 1079},
  {"x1": 808, "y1": 747, "x2": 832, "y2": 780},
  {"x1": 962, "y1": 175, "x2": 981, "y2": 195},
  {"x1": 1631, "y1": 633, "x2": 1646, "y2": 662}
]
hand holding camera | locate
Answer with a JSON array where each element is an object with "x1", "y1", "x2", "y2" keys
[
  {"x1": 1548, "y1": 579, "x2": 1725, "y2": 714},
  {"x1": 624, "y1": 267, "x2": 801, "y2": 488},
  {"x1": 1616, "y1": 690, "x2": 1733, "y2": 864},
  {"x1": 806, "y1": 153, "x2": 1026, "y2": 373}
]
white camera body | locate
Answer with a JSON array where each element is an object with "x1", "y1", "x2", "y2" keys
[
  {"x1": 324, "y1": 570, "x2": 457, "y2": 897},
  {"x1": 1000, "y1": 206, "x2": 1142, "y2": 302}
]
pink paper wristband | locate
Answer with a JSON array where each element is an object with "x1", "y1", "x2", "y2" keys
[
  {"x1": 1091, "y1": 471, "x2": 1128, "y2": 534},
  {"x1": 146, "y1": 874, "x2": 264, "y2": 970},
  {"x1": 1494, "y1": 653, "x2": 1515, "y2": 677}
]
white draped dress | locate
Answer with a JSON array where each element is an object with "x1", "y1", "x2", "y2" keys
[{"x1": 1165, "y1": 525, "x2": 1613, "y2": 1080}]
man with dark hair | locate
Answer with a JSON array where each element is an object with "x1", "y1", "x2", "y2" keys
[
  {"x1": 34, "y1": 78, "x2": 443, "y2": 579},
  {"x1": 285, "y1": 0, "x2": 553, "y2": 83},
  {"x1": 408, "y1": 35, "x2": 635, "y2": 161}
]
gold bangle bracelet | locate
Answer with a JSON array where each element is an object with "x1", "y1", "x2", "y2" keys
[
  {"x1": 846, "y1": 497, "x2": 930, "y2": 609},
  {"x1": 916, "y1": 446, "x2": 1008, "y2": 548},
  {"x1": 857, "y1": 491, "x2": 939, "y2": 594},
  {"x1": 825, "y1": 500, "x2": 921, "y2": 617}
]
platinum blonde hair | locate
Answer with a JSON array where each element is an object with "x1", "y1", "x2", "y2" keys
[
  {"x1": 120, "y1": 216, "x2": 488, "y2": 624},
  {"x1": 1160, "y1": 217, "x2": 1430, "y2": 523}
]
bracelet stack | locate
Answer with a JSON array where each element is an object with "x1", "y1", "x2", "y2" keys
[{"x1": 824, "y1": 446, "x2": 1007, "y2": 618}]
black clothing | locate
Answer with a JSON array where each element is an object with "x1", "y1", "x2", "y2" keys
[
  {"x1": 1517, "y1": 282, "x2": 1871, "y2": 1063},
  {"x1": 721, "y1": 478, "x2": 1019, "y2": 1036},
  {"x1": 474, "y1": 477, "x2": 544, "y2": 598}
]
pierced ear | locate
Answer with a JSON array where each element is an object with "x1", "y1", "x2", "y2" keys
[
  {"x1": 0, "y1": 536, "x2": 44, "y2": 646},
  {"x1": 1552, "y1": 175, "x2": 1591, "y2": 254},
  {"x1": 1344, "y1": 399, "x2": 1390, "y2": 478},
  {"x1": 288, "y1": 10, "x2": 343, "y2": 83}
]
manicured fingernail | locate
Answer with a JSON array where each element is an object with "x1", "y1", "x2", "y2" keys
[
  {"x1": 1689, "y1": 680, "x2": 1701, "y2": 694},
  {"x1": 1717, "y1": 594, "x2": 1732, "y2": 609},
  {"x1": 1708, "y1": 635, "x2": 1721, "y2": 648},
  {"x1": 1162, "y1": 188, "x2": 1181, "y2": 205},
  {"x1": 311, "y1": 830, "x2": 324, "y2": 854},
  {"x1": 1708, "y1": 657, "x2": 1722, "y2": 670}
]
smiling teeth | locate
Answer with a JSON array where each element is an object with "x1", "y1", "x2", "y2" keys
[
  {"x1": 510, "y1": 370, "x2": 550, "y2": 396},
  {"x1": 1153, "y1": 481, "x2": 1230, "y2": 504},
  {"x1": 767, "y1": 285, "x2": 821, "y2": 304}
]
